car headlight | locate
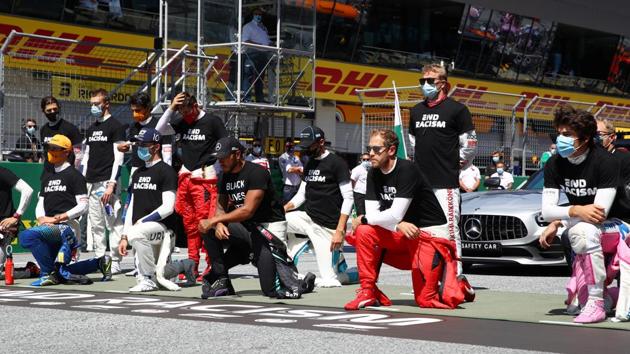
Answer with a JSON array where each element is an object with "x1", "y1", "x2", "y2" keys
[{"x1": 535, "y1": 212, "x2": 549, "y2": 227}]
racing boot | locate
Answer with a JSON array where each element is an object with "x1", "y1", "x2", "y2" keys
[
  {"x1": 299, "y1": 272, "x2": 316, "y2": 294},
  {"x1": 99, "y1": 255, "x2": 113, "y2": 281},
  {"x1": 130, "y1": 276, "x2": 159, "y2": 292},
  {"x1": 574, "y1": 299, "x2": 606, "y2": 323},
  {"x1": 31, "y1": 274, "x2": 60, "y2": 287},
  {"x1": 201, "y1": 277, "x2": 234, "y2": 299},
  {"x1": 344, "y1": 287, "x2": 378, "y2": 310},
  {"x1": 458, "y1": 275, "x2": 476, "y2": 303}
]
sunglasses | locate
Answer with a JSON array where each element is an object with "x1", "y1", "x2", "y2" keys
[
  {"x1": 419, "y1": 78, "x2": 438, "y2": 85},
  {"x1": 366, "y1": 145, "x2": 387, "y2": 154}
]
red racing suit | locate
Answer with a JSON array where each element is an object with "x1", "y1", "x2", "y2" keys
[
  {"x1": 175, "y1": 173, "x2": 218, "y2": 273},
  {"x1": 349, "y1": 225, "x2": 466, "y2": 309}
]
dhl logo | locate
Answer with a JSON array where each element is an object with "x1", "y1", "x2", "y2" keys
[{"x1": 0, "y1": 24, "x2": 143, "y2": 75}]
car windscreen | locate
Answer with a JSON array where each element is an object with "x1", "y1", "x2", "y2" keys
[{"x1": 521, "y1": 169, "x2": 544, "y2": 190}]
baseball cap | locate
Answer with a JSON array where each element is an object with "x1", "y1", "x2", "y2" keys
[
  {"x1": 297, "y1": 126, "x2": 325, "y2": 148},
  {"x1": 213, "y1": 136, "x2": 245, "y2": 159},
  {"x1": 46, "y1": 134, "x2": 71, "y2": 150},
  {"x1": 132, "y1": 128, "x2": 161, "y2": 143}
]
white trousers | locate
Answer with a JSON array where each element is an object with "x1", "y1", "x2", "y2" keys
[
  {"x1": 433, "y1": 188, "x2": 462, "y2": 274},
  {"x1": 87, "y1": 181, "x2": 123, "y2": 262},
  {"x1": 127, "y1": 221, "x2": 173, "y2": 279},
  {"x1": 285, "y1": 210, "x2": 347, "y2": 286}
]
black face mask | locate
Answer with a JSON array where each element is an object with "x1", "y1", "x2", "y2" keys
[
  {"x1": 45, "y1": 112, "x2": 59, "y2": 122},
  {"x1": 305, "y1": 145, "x2": 320, "y2": 157}
]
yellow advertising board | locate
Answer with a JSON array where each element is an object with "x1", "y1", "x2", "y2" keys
[{"x1": 2, "y1": 14, "x2": 630, "y2": 120}]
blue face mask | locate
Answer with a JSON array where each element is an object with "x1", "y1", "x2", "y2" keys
[
  {"x1": 254, "y1": 15, "x2": 262, "y2": 23},
  {"x1": 361, "y1": 161, "x2": 371, "y2": 169},
  {"x1": 496, "y1": 168, "x2": 504, "y2": 174},
  {"x1": 137, "y1": 146, "x2": 152, "y2": 161},
  {"x1": 253, "y1": 146, "x2": 262, "y2": 155},
  {"x1": 91, "y1": 104, "x2": 103, "y2": 118},
  {"x1": 421, "y1": 82, "x2": 439, "y2": 99},
  {"x1": 556, "y1": 135, "x2": 577, "y2": 158}
]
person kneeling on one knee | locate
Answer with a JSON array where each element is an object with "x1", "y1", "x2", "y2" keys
[
  {"x1": 345, "y1": 129, "x2": 472, "y2": 311},
  {"x1": 117, "y1": 128, "x2": 184, "y2": 292},
  {"x1": 19, "y1": 134, "x2": 112, "y2": 286},
  {"x1": 539, "y1": 106, "x2": 621, "y2": 324}
]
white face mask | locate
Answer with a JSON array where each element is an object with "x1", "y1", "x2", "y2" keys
[
  {"x1": 567, "y1": 149, "x2": 589, "y2": 165},
  {"x1": 361, "y1": 161, "x2": 371, "y2": 169}
]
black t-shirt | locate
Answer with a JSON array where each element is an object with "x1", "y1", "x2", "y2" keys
[
  {"x1": 0, "y1": 167, "x2": 19, "y2": 219},
  {"x1": 85, "y1": 117, "x2": 126, "y2": 183},
  {"x1": 130, "y1": 161, "x2": 178, "y2": 227},
  {"x1": 544, "y1": 146, "x2": 619, "y2": 206},
  {"x1": 172, "y1": 112, "x2": 227, "y2": 170},
  {"x1": 303, "y1": 152, "x2": 350, "y2": 229},
  {"x1": 409, "y1": 98, "x2": 474, "y2": 188},
  {"x1": 40, "y1": 119, "x2": 82, "y2": 178},
  {"x1": 609, "y1": 149, "x2": 630, "y2": 221},
  {"x1": 127, "y1": 117, "x2": 171, "y2": 168},
  {"x1": 41, "y1": 166, "x2": 88, "y2": 216},
  {"x1": 219, "y1": 161, "x2": 284, "y2": 223},
  {"x1": 366, "y1": 159, "x2": 446, "y2": 227}
]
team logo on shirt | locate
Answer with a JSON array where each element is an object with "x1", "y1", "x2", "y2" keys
[
  {"x1": 134, "y1": 176, "x2": 157, "y2": 190},
  {"x1": 415, "y1": 114, "x2": 446, "y2": 128},
  {"x1": 561, "y1": 179, "x2": 597, "y2": 197},
  {"x1": 304, "y1": 169, "x2": 326, "y2": 182},
  {"x1": 44, "y1": 179, "x2": 67, "y2": 192},
  {"x1": 182, "y1": 128, "x2": 206, "y2": 141},
  {"x1": 379, "y1": 186, "x2": 397, "y2": 201},
  {"x1": 88, "y1": 131, "x2": 108, "y2": 142}
]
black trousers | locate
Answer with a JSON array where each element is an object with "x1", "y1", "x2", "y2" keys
[{"x1": 202, "y1": 222, "x2": 278, "y2": 296}]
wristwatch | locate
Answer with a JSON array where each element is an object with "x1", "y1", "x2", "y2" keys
[{"x1": 361, "y1": 216, "x2": 368, "y2": 225}]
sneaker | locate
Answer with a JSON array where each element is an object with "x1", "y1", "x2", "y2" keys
[
  {"x1": 125, "y1": 269, "x2": 138, "y2": 277},
  {"x1": 110, "y1": 261, "x2": 122, "y2": 275},
  {"x1": 375, "y1": 287, "x2": 392, "y2": 306},
  {"x1": 315, "y1": 278, "x2": 343, "y2": 288},
  {"x1": 574, "y1": 299, "x2": 606, "y2": 324},
  {"x1": 566, "y1": 304, "x2": 582, "y2": 316},
  {"x1": 98, "y1": 255, "x2": 112, "y2": 281},
  {"x1": 31, "y1": 274, "x2": 60, "y2": 287},
  {"x1": 201, "y1": 277, "x2": 233, "y2": 299},
  {"x1": 344, "y1": 287, "x2": 378, "y2": 311},
  {"x1": 25, "y1": 262, "x2": 40, "y2": 277},
  {"x1": 129, "y1": 277, "x2": 158, "y2": 292},
  {"x1": 64, "y1": 273, "x2": 94, "y2": 285},
  {"x1": 458, "y1": 275, "x2": 476, "y2": 303}
]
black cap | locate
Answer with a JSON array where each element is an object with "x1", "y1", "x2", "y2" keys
[
  {"x1": 213, "y1": 136, "x2": 245, "y2": 159},
  {"x1": 132, "y1": 128, "x2": 161, "y2": 143},
  {"x1": 297, "y1": 126, "x2": 325, "y2": 148}
]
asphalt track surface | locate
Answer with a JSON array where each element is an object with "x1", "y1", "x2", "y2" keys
[{"x1": 3, "y1": 250, "x2": 630, "y2": 353}]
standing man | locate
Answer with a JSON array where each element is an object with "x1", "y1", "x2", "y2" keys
[
  {"x1": 19, "y1": 134, "x2": 112, "y2": 286},
  {"x1": 284, "y1": 126, "x2": 355, "y2": 287},
  {"x1": 40, "y1": 96, "x2": 83, "y2": 177},
  {"x1": 154, "y1": 92, "x2": 228, "y2": 278},
  {"x1": 82, "y1": 89, "x2": 127, "y2": 274},
  {"x1": 117, "y1": 92, "x2": 173, "y2": 174},
  {"x1": 351, "y1": 153, "x2": 370, "y2": 215},
  {"x1": 198, "y1": 137, "x2": 314, "y2": 298},
  {"x1": 490, "y1": 161, "x2": 514, "y2": 190},
  {"x1": 242, "y1": 7, "x2": 272, "y2": 103},
  {"x1": 278, "y1": 141, "x2": 303, "y2": 204},
  {"x1": 409, "y1": 63, "x2": 477, "y2": 274},
  {"x1": 346, "y1": 129, "x2": 469, "y2": 310},
  {"x1": 117, "y1": 128, "x2": 190, "y2": 292},
  {"x1": 245, "y1": 138, "x2": 270, "y2": 171},
  {"x1": 14, "y1": 119, "x2": 41, "y2": 162},
  {"x1": 0, "y1": 165, "x2": 34, "y2": 277},
  {"x1": 459, "y1": 160, "x2": 480, "y2": 193}
]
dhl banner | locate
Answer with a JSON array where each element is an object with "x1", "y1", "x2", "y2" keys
[{"x1": 2, "y1": 14, "x2": 630, "y2": 118}]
